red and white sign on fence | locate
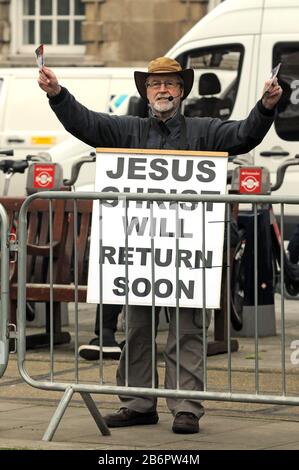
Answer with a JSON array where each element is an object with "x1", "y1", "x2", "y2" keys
[
  {"x1": 33, "y1": 164, "x2": 56, "y2": 189},
  {"x1": 239, "y1": 167, "x2": 262, "y2": 194}
]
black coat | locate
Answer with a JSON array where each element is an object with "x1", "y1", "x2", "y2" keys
[{"x1": 49, "y1": 87, "x2": 275, "y2": 156}]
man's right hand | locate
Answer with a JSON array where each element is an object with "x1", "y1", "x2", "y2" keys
[{"x1": 38, "y1": 66, "x2": 61, "y2": 97}]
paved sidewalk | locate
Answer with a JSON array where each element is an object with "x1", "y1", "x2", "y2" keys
[{"x1": 0, "y1": 295, "x2": 299, "y2": 450}]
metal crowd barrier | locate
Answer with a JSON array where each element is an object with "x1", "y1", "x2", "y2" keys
[
  {"x1": 0, "y1": 203, "x2": 10, "y2": 378},
  {"x1": 12, "y1": 191, "x2": 299, "y2": 441}
]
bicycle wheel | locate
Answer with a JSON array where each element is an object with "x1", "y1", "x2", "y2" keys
[{"x1": 230, "y1": 237, "x2": 245, "y2": 331}]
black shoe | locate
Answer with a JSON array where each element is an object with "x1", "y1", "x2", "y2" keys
[
  {"x1": 104, "y1": 408, "x2": 159, "y2": 428},
  {"x1": 78, "y1": 343, "x2": 122, "y2": 360},
  {"x1": 78, "y1": 332, "x2": 122, "y2": 361},
  {"x1": 78, "y1": 344, "x2": 122, "y2": 360},
  {"x1": 172, "y1": 412, "x2": 199, "y2": 434}
]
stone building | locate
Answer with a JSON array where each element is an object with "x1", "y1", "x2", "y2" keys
[{"x1": 0, "y1": 0, "x2": 217, "y2": 67}]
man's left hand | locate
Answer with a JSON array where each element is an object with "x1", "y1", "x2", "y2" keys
[{"x1": 262, "y1": 78, "x2": 282, "y2": 110}]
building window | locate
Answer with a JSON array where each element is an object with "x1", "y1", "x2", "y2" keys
[{"x1": 11, "y1": 0, "x2": 85, "y2": 55}]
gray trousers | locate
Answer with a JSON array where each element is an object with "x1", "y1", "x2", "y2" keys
[{"x1": 116, "y1": 306, "x2": 210, "y2": 418}]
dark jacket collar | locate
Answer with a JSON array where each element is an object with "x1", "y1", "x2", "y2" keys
[{"x1": 150, "y1": 109, "x2": 182, "y2": 132}]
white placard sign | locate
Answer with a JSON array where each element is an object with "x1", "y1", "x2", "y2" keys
[{"x1": 87, "y1": 149, "x2": 228, "y2": 308}]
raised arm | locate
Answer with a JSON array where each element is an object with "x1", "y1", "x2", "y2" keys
[
  {"x1": 204, "y1": 77, "x2": 282, "y2": 155},
  {"x1": 37, "y1": 66, "x2": 127, "y2": 148}
]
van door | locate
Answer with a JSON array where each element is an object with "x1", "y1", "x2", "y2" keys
[
  {"x1": 2, "y1": 74, "x2": 66, "y2": 154},
  {"x1": 254, "y1": 37, "x2": 299, "y2": 168},
  {"x1": 1, "y1": 73, "x2": 112, "y2": 157},
  {"x1": 254, "y1": 37, "x2": 299, "y2": 230}
]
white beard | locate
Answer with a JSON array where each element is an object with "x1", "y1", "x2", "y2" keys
[{"x1": 152, "y1": 98, "x2": 174, "y2": 114}]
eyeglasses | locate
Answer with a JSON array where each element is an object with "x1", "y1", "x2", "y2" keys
[{"x1": 146, "y1": 80, "x2": 182, "y2": 90}]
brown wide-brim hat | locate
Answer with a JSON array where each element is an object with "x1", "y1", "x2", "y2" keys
[{"x1": 134, "y1": 56, "x2": 194, "y2": 101}]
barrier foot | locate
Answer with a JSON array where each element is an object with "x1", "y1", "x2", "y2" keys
[
  {"x1": 42, "y1": 385, "x2": 74, "y2": 441},
  {"x1": 80, "y1": 392, "x2": 111, "y2": 436}
]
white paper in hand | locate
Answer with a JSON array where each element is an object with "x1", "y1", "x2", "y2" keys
[
  {"x1": 35, "y1": 44, "x2": 45, "y2": 69},
  {"x1": 264, "y1": 62, "x2": 281, "y2": 94}
]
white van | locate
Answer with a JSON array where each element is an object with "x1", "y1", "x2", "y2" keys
[
  {"x1": 0, "y1": 67, "x2": 138, "y2": 194},
  {"x1": 165, "y1": 0, "x2": 299, "y2": 234},
  {"x1": 40, "y1": 0, "x2": 299, "y2": 231}
]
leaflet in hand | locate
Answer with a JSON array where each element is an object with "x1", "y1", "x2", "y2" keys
[
  {"x1": 35, "y1": 44, "x2": 45, "y2": 69},
  {"x1": 265, "y1": 62, "x2": 281, "y2": 93}
]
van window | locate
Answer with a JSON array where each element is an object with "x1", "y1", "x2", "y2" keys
[
  {"x1": 274, "y1": 43, "x2": 299, "y2": 142},
  {"x1": 178, "y1": 44, "x2": 244, "y2": 120}
]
